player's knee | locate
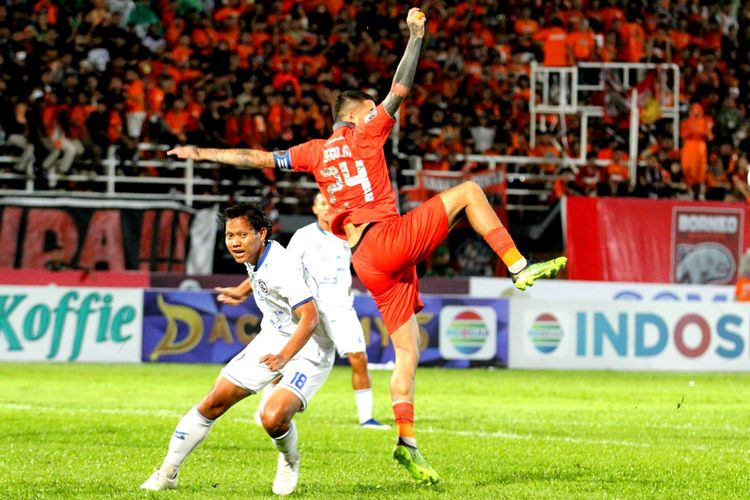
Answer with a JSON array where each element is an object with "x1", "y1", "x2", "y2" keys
[
  {"x1": 392, "y1": 345, "x2": 419, "y2": 376},
  {"x1": 196, "y1": 397, "x2": 228, "y2": 420},
  {"x1": 348, "y1": 351, "x2": 367, "y2": 368},
  {"x1": 461, "y1": 180, "x2": 484, "y2": 201},
  {"x1": 390, "y1": 373, "x2": 415, "y2": 396},
  {"x1": 261, "y1": 407, "x2": 291, "y2": 436}
]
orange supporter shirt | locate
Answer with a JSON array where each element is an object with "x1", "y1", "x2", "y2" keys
[
  {"x1": 225, "y1": 115, "x2": 241, "y2": 146},
  {"x1": 250, "y1": 32, "x2": 271, "y2": 52},
  {"x1": 191, "y1": 28, "x2": 213, "y2": 49},
  {"x1": 164, "y1": 110, "x2": 190, "y2": 135},
  {"x1": 215, "y1": 28, "x2": 240, "y2": 50},
  {"x1": 681, "y1": 116, "x2": 713, "y2": 142},
  {"x1": 171, "y1": 45, "x2": 192, "y2": 65},
  {"x1": 185, "y1": 102, "x2": 203, "y2": 132},
  {"x1": 514, "y1": 19, "x2": 540, "y2": 36},
  {"x1": 531, "y1": 143, "x2": 560, "y2": 173},
  {"x1": 707, "y1": 164, "x2": 729, "y2": 188},
  {"x1": 125, "y1": 80, "x2": 146, "y2": 113},
  {"x1": 619, "y1": 23, "x2": 645, "y2": 62},
  {"x1": 670, "y1": 30, "x2": 691, "y2": 51},
  {"x1": 559, "y1": 9, "x2": 583, "y2": 29},
  {"x1": 702, "y1": 30, "x2": 722, "y2": 52},
  {"x1": 34, "y1": 0, "x2": 57, "y2": 25},
  {"x1": 41, "y1": 104, "x2": 59, "y2": 136},
  {"x1": 108, "y1": 111, "x2": 123, "y2": 143},
  {"x1": 235, "y1": 43, "x2": 253, "y2": 69},
  {"x1": 69, "y1": 104, "x2": 95, "y2": 139},
  {"x1": 165, "y1": 19, "x2": 184, "y2": 47},
  {"x1": 535, "y1": 27, "x2": 570, "y2": 66},
  {"x1": 296, "y1": 54, "x2": 326, "y2": 75},
  {"x1": 213, "y1": 7, "x2": 243, "y2": 22},
  {"x1": 147, "y1": 87, "x2": 165, "y2": 115},
  {"x1": 322, "y1": 0, "x2": 345, "y2": 16},
  {"x1": 607, "y1": 162, "x2": 630, "y2": 181},
  {"x1": 598, "y1": 43, "x2": 617, "y2": 62},
  {"x1": 569, "y1": 30, "x2": 596, "y2": 61},
  {"x1": 599, "y1": 6, "x2": 624, "y2": 31}
]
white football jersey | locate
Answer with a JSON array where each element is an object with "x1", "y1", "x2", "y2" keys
[
  {"x1": 286, "y1": 223, "x2": 354, "y2": 310},
  {"x1": 244, "y1": 240, "x2": 334, "y2": 353}
]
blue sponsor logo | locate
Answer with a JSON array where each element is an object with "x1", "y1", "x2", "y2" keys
[
  {"x1": 612, "y1": 290, "x2": 730, "y2": 302},
  {"x1": 575, "y1": 310, "x2": 746, "y2": 359}
]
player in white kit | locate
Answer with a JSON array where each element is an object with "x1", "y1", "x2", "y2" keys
[
  {"x1": 286, "y1": 192, "x2": 389, "y2": 429},
  {"x1": 141, "y1": 203, "x2": 334, "y2": 496}
]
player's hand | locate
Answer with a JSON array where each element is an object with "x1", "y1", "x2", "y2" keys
[
  {"x1": 406, "y1": 7, "x2": 426, "y2": 38},
  {"x1": 215, "y1": 286, "x2": 248, "y2": 305},
  {"x1": 167, "y1": 146, "x2": 201, "y2": 160},
  {"x1": 260, "y1": 353, "x2": 288, "y2": 372}
]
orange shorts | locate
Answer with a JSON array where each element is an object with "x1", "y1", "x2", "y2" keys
[{"x1": 351, "y1": 195, "x2": 449, "y2": 334}]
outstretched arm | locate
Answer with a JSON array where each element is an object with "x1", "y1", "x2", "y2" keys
[
  {"x1": 215, "y1": 278, "x2": 252, "y2": 305},
  {"x1": 168, "y1": 146, "x2": 275, "y2": 169},
  {"x1": 382, "y1": 7, "x2": 426, "y2": 117}
]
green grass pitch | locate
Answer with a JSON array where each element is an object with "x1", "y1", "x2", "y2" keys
[{"x1": 1, "y1": 363, "x2": 748, "y2": 498}]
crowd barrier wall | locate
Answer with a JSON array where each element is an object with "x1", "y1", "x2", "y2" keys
[
  {"x1": 0, "y1": 285, "x2": 143, "y2": 362},
  {"x1": 510, "y1": 298, "x2": 750, "y2": 371},
  {"x1": 0, "y1": 198, "x2": 195, "y2": 272},
  {"x1": 141, "y1": 291, "x2": 508, "y2": 367},
  {"x1": 564, "y1": 196, "x2": 750, "y2": 284},
  {"x1": 2, "y1": 281, "x2": 747, "y2": 371},
  {"x1": 470, "y1": 277, "x2": 735, "y2": 303}
]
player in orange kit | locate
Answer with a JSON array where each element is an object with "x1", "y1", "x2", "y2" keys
[{"x1": 168, "y1": 7, "x2": 567, "y2": 485}]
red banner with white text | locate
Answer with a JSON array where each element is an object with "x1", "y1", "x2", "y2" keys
[
  {"x1": 0, "y1": 199, "x2": 193, "y2": 272},
  {"x1": 564, "y1": 196, "x2": 750, "y2": 283}
]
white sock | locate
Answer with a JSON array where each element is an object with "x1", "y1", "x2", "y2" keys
[
  {"x1": 160, "y1": 406, "x2": 215, "y2": 479},
  {"x1": 354, "y1": 388, "x2": 373, "y2": 424},
  {"x1": 258, "y1": 383, "x2": 277, "y2": 415},
  {"x1": 272, "y1": 421, "x2": 298, "y2": 463},
  {"x1": 509, "y1": 257, "x2": 527, "y2": 274}
]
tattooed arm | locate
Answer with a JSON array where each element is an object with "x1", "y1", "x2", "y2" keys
[
  {"x1": 382, "y1": 7, "x2": 426, "y2": 118},
  {"x1": 167, "y1": 146, "x2": 275, "y2": 169}
]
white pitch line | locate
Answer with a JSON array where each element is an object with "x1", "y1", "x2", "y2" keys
[
  {"x1": 420, "y1": 427, "x2": 750, "y2": 453},
  {"x1": 2, "y1": 403, "x2": 748, "y2": 455},
  {"x1": 5, "y1": 402, "x2": 744, "y2": 437},
  {"x1": 486, "y1": 415, "x2": 750, "y2": 436}
]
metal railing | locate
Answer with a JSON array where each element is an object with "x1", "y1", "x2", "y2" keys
[
  {"x1": 398, "y1": 153, "x2": 579, "y2": 212},
  {"x1": 1, "y1": 141, "x2": 573, "y2": 213},
  {"x1": 0, "y1": 144, "x2": 305, "y2": 207}
]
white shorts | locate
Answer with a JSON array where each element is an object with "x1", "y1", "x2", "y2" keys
[
  {"x1": 220, "y1": 330, "x2": 333, "y2": 411},
  {"x1": 319, "y1": 306, "x2": 366, "y2": 356}
]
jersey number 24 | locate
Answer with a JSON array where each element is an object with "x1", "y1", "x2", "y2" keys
[{"x1": 321, "y1": 159, "x2": 374, "y2": 204}]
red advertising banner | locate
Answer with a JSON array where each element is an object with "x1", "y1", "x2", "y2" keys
[
  {"x1": 564, "y1": 196, "x2": 750, "y2": 283},
  {"x1": 400, "y1": 168, "x2": 506, "y2": 213},
  {"x1": 0, "y1": 269, "x2": 149, "y2": 287},
  {"x1": 0, "y1": 199, "x2": 193, "y2": 272}
]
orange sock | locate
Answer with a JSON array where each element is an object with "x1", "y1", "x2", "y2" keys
[
  {"x1": 393, "y1": 401, "x2": 415, "y2": 445},
  {"x1": 483, "y1": 226, "x2": 525, "y2": 269}
]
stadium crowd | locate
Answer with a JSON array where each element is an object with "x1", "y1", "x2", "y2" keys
[{"x1": 1, "y1": 0, "x2": 750, "y2": 204}]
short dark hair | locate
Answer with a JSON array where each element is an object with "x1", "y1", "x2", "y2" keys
[
  {"x1": 332, "y1": 90, "x2": 374, "y2": 121},
  {"x1": 220, "y1": 203, "x2": 271, "y2": 235}
]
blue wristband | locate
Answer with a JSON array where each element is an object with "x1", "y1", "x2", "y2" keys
[{"x1": 273, "y1": 150, "x2": 292, "y2": 171}]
